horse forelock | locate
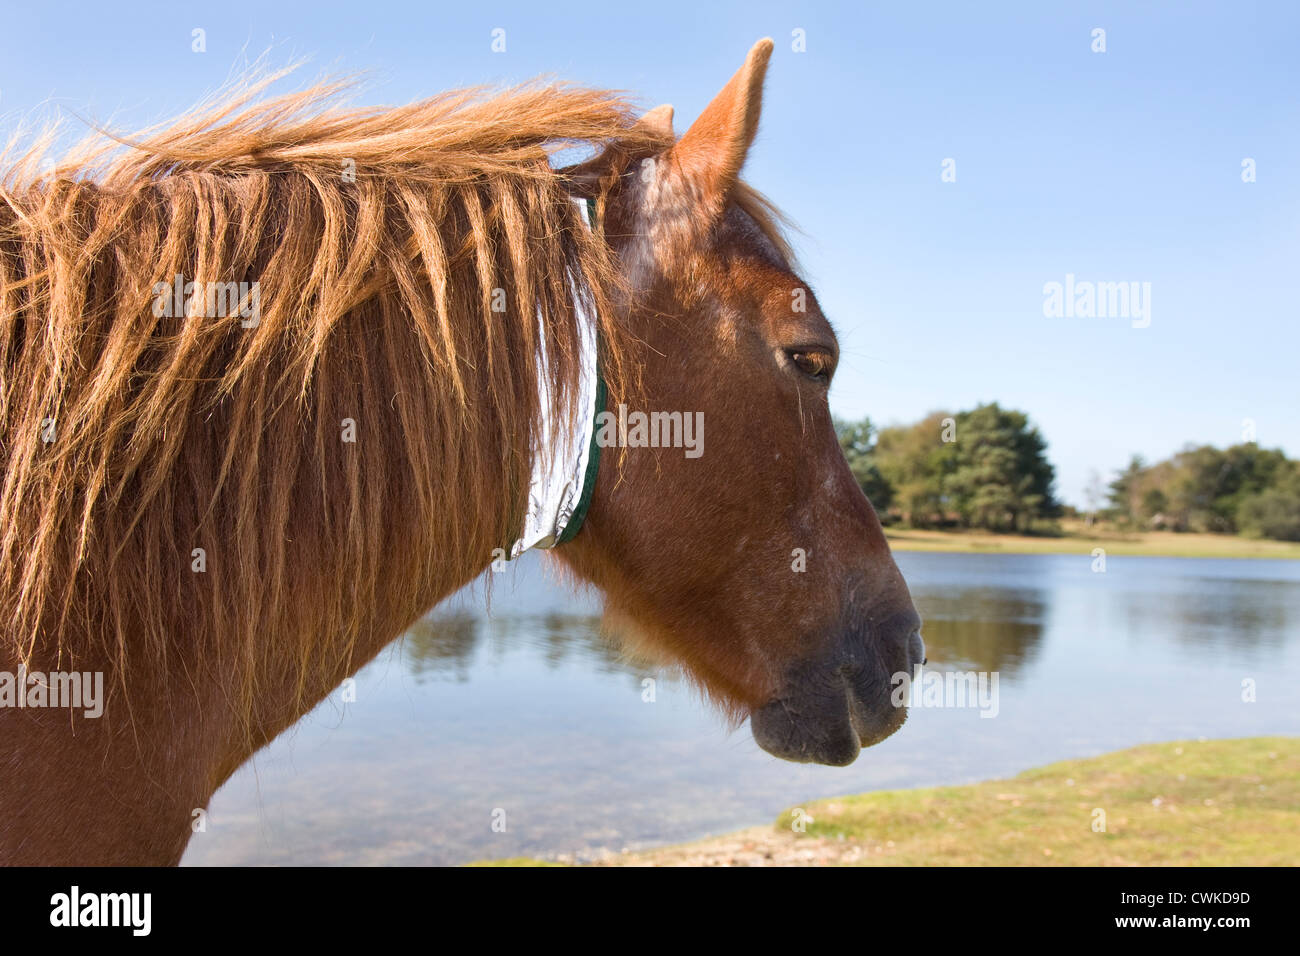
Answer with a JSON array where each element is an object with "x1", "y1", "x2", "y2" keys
[{"x1": 0, "y1": 74, "x2": 662, "y2": 741}]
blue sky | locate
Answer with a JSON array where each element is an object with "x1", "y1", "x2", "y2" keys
[{"x1": 2, "y1": 1, "x2": 1296, "y2": 506}]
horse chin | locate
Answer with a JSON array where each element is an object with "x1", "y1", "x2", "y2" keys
[{"x1": 749, "y1": 673, "x2": 908, "y2": 767}]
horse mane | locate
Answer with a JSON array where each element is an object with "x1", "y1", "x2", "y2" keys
[{"x1": 0, "y1": 74, "x2": 661, "y2": 737}]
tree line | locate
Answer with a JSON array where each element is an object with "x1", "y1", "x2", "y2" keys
[
  {"x1": 836, "y1": 403, "x2": 1059, "y2": 533},
  {"x1": 1103, "y1": 445, "x2": 1300, "y2": 540},
  {"x1": 836, "y1": 404, "x2": 1300, "y2": 541}
]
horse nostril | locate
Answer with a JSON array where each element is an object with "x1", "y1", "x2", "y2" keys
[{"x1": 906, "y1": 628, "x2": 927, "y2": 669}]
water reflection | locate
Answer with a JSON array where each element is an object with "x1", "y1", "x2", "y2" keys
[
  {"x1": 403, "y1": 612, "x2": 480, "y2": 681},
  {"x1": 530, "y1": 613, "x2": 631, "y2": 674},
  {"x1": 408, "y1": 585, "x2": 1056, "y2": 681},
  {"x1": 1117, "y1": 583, "x2": 1296, "y2": 654},
  {"x1": 403, "y1": 607, "x2": 644, "y2": 682},
  {"x1": 911, "y1": 591, "x2": 1046, "y2": 675}
]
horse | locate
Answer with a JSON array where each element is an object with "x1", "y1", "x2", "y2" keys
[{"x1": 0, "y1": 39, "x2": 922, "y2": 865}]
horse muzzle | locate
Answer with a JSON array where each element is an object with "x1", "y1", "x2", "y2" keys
[{"x1": 750, "y1": 609, "x2": 925, "y2": 766}]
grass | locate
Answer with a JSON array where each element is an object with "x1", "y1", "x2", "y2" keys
[
  {"x1": 885, "y1": 524, "x2": 1300, "y2": 559},
  {"x1": 470, "y1": 737, "x2": 1300, "y2": 866},
  {"x1": 774, "y1": 736, "x2": 1300, "y2": 865}
]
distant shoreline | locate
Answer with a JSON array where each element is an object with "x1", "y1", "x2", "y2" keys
[{"x1": 883, "y1": 525, "x2": 1300, "y2": 560}]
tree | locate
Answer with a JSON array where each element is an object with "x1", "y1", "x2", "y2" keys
[
  {"x1": 1107, "y1": 455, "x2": 1146, "y2": 525},
  {"x1": 834, "y1": 417, "x2": 893, "y2": 513},
  {"x1": 1140, "y1": 487, "x2": 1169, "y2": 523},
  {"x1": 1238, "y1": 488, "x2": 1300, "y2": 541},
  {"x1": 837, "y1": 411, "x2": 1300, "y2": 541},
  {"x1": 1103, "y1": 444, "x2": 1299, "y2": 538},
  {"x1": 1236, "y1": 461, "x2": 1300, "y2": 541},
  {"x1": 1159, "y1": 444, "x2": 1289, "y2": 533},
  {"x1": 942, "y1": 403, "x2": 1058, "y2": 532},
  {"x1": 874, "y1": 411, "x2": 956, "y2": 527},
  {"x1": 1083, "y1": 470, "x2": 1106, "y2": 527}
]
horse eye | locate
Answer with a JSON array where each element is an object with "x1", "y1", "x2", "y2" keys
[{"x1": 787, "y1": 350, "x2": 832, "y2": 382}]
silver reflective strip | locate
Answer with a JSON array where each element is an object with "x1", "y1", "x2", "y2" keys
[{"x1": 509, "y1": 198, "x2": 599, "y2": 558}]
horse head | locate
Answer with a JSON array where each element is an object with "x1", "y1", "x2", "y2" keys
[{"x1": 558, "y1": 40, "x2": 924, "y2": 765}]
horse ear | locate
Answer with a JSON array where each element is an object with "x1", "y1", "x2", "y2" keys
[
  {"x1": 669, "y1": 38, "x2": 773, "y2": 207},
  {"x1": 637, "y1": 104, "x2": 675, "y2": 139},
  {"x1": 560, "y1": 105, "x2": 676, "y2": 198}
]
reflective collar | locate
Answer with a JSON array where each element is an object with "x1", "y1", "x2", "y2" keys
[{"x1": 508, "y1": 197, "x2": 603, "y2": 557}]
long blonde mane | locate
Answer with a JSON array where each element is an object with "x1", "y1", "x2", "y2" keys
[{"x1": 0, "y1": 75, "x2": 656, "y2": 734}]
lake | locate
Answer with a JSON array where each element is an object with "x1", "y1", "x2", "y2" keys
[{"x1": 180, "y1": 551, "x2": 1300, "y2": 866}]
